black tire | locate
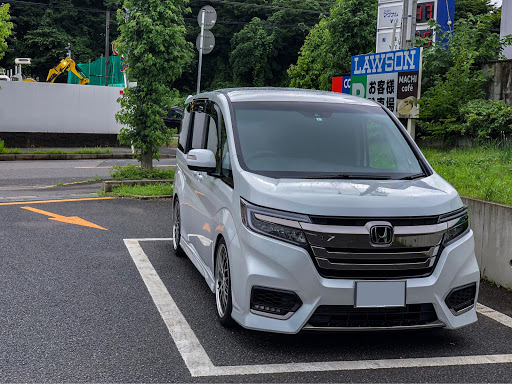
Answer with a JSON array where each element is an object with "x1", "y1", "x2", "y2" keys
[
  {"x1": 215, "y1": 238, "x2": 235, "y2": 327},
  {"x1": 172, "y1": 198, "x2": 185, "y2": 257}
]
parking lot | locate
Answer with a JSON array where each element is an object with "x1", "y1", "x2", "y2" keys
[{"x1": 2, "y1": 196, "x2": 512, "y2": 382}]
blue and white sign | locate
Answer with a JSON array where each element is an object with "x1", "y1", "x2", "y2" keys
[
  {"x1": 351, "y1": 48, "x2": 421, "y2": 76},
  {"x1": 351, "y1": 48, "x2": 423, "y2": 118},
  {"x1": 376, "y1": 0, "x2": 455, "y2": 53}
]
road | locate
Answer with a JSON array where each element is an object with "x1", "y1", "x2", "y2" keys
[
  {"x1": 1, "y1": 160, "x2": 512, "y2": 382},
  {"x1": 0, "y1": 158, "x2": 176, "y2": 201}
]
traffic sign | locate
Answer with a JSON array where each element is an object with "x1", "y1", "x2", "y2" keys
[
  {"x1": 197, "y1": 5, "x2": 217, "y2": 30},
  {"x1": 196, "y1": 30, "x2": 215, "y2": 55}
]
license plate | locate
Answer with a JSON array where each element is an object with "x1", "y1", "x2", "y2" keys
[{"x1": 355, "y1": 281, "x2": 406, "y2": 308}]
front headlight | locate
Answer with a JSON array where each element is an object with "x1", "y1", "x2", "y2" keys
[
  {"x1": 240, "y1": 199, "x2": 310, "y2": 247},
  {"x1": 440, "y1": 208, "x2": 470, "y2": 246}
]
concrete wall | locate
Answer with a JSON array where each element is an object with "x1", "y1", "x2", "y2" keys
[
  {"x1": 0, "y1": 81, "x2": 123, "y2": 134},
  {"x1": 462, "y1": 197, "x2": 512, "y2": 287},
  {"x1": 483, "y1": 60, "x2": 512, "y2": 105}
]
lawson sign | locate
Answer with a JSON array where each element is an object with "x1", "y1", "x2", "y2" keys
[{"x1": 351, "y1": 47, "x2": 421, "y2": 76}]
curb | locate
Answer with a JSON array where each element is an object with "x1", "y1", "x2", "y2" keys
[
  {"x1": 0, "y1": 153, "x2": 176, "y2": 161},
  {"x1": 103, "y1": 179, "x2": 174, "y2": 193}
]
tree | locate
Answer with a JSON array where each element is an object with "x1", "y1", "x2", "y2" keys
[
  {"x1": 417, "y1": 15, "x2": 512, "y2": 139},
  {"x1": 230, "y1": 18, "x2": 278, "y2": 86},
  {"x1": 0, "y1": 1, "x2": 117, "y2": 82},
  {"x1": 115, "y1": 0, "x2": 193, "y2": 170},
  {"x1": 454, "y1": 0, "x2": 494, "y2": 21},
  {"x1": 0, "y1": 3, "x2": 13, "y2": 62},
  {"x1": 288, "y1": 0, "x2": 377, "y2": 90}
]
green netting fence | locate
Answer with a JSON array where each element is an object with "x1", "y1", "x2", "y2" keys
[{"x1": 67, "y1": 55, "x2": 125, "y2": 87}]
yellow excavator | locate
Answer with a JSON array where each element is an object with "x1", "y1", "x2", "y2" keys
[{"x1": 46, "y1": 57, "x2": 90, "y2": 85}]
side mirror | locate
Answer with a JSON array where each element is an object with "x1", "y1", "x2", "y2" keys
[{"x1": 186, "y1": 149, "x2": 216, "y2": 173}]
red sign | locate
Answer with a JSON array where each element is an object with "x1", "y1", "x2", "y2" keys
[{"x1": 332, "y1": 76, "x2": 343, "y2": 93}]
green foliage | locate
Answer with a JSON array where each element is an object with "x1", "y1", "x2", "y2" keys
[
  {"x1": 115, "y1": 0, "x2": 194, "y2": 168},
  {"x1": 422, "y1": 146, "x2": 512, "y2": 206},
  {"x1": 174, "y1": 0, "x2": 326, "y2": 93},
  {"x1": 459, "y1": 100, "x2": 512, "y2": 141},
  {"x1": 417, "y1": 15, "x2": 512, "y2": 139},
  {"x1": 230, "y1": 18, "x2": 278, "y2": 87},
  {"x1": 110, "y1": 164, "x2": 175, "y2": 179},
  {"x1": 288, "y1": 0, "x2": 378, "y2": 90},
  {"x1": 0, "y1": 139, "x2": 5, "y2": 154},
  {"x1": 0, "y1": 3, "x2": 13, "y2": 62},
  {"x1": 454, "y1": 0, "x2": 494, "y2": 21},
  {"x1": 106, "y1": 182, "x2": 174, "y2": 198},
  {"x1": 166, "y1": 89, "x2": 189, "y2": 109},
  {"x1": 288, "y1": 18, "x2": 330, "y2": 89},
  {"x1": 0, "y1": 1, "x2": 117, "y2": 82}
]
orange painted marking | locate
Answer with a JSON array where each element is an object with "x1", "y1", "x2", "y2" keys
[
  {"x1": 21, "y1": 206, "x2": 108, "y2": 230},
  {"x1": 194, "y1": 190, "x2": 206, "y2": 196},
  {"x1": 215, "y1": 225, "x2": 225, "y2": 232},
  {"x1": 202, "y1": 223, "x2": 211, "y2": 233},
  {"x1": 0, "y1": 197, "x2": 115, "y2": 206}
]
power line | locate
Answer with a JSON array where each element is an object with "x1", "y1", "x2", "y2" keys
[
  {"x1": 191, "y1": 0, "x2": 330, "y2": 15},
  {"x1": 3, "y1": 0, "x2": 110, "y2": 13},
  {"x1": 184, "y1": 16, "x2": 314, "y2": 28}
]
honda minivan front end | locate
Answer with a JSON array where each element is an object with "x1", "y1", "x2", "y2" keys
[{"x1": 173, "y1": 88, "x2": 479, "y2": 333}]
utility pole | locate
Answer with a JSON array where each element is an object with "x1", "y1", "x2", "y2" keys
[
  {"x1": 400, "y1": 0, "x2": 417, "y2": 49},
  {"x1": 196, "y1": 9, "x2": 205, "y2": 95},
  {"x1": 104, "y1": 10, "x2": 110, "y2": 87},
  {"x1": 400, "y1": 0, "x2": 418, "y2": 139}
]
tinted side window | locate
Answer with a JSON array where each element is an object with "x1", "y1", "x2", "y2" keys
[
  {"x1": 206, "y1": 115, "x2": 218, "y2": 156},
  {"x1": 218, "y1": 110, "x2": 233, "y2": 186},
  {"x1": 178, "y1": 107, "x2": 191, "y2": 152},
  {"x1": 191, "y1": 112, "x2": 208, "y2": 150}
]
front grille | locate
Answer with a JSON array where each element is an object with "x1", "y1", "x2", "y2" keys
[
  {"x1": 445, "y1": 283, "x2": 477, "y2": 314},
  {"x1": 307, "y1": 304, "x2": 438, "y2": 328},
  {"x1": 301, "y1": 216, "x2": 446, "y2": 279},
  {"x1": 250, "y1": 287, "x2": 302, "y2": 316},
  {"x1": 311, "y1": 245, "x2": 440, "y2": 279}
]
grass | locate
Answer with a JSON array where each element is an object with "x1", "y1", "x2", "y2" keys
[
  {"x1": 421, "y1": 146, "x2": 512, "y2": 206},
  {"x1": 170, "y1": 137, "x2": 178, "y2": 148},
  {"x1": 110, "y1": 164, "x2": 175, "y2": 180},
  {"x1": 85, "y1": 175, "x2": 102, "y2": 183},
  {"x1": 0, "y1": 143, "x2": 114, "y2": 155},
  {"x1": 103, "y1": 183, "x2": 174, "y2": 198}
]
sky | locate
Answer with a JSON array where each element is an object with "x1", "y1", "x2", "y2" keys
[{"x1": 491, "y1": 0, "x2": 502, "y2": 6}]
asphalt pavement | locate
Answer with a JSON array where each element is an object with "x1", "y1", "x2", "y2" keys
[
  {"x1": 0, "y1": 158, "x2": 177, "y2": 201},
  {"x1": 1, "y1": 161, "x2": 512, "y2": 382}
]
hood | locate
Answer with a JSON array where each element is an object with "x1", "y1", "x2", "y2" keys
[{"x1": 237, "y1": 171, "x2": 463, "y2": 217}]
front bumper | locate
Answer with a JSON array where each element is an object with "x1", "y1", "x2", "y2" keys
[{"x1": 228, "y1": 225, "x2": 479, "y2": 334}]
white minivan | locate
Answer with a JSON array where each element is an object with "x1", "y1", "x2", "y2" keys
[{"x1": 172, "y1": 88, "x2": 479, "y2": 333}]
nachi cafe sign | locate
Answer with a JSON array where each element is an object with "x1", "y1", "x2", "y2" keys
[{"x1": 350, "y1": 47, "x2": 423, "y2": 118}]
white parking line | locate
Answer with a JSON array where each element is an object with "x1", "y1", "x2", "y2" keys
[{"x1": 124, "y1": 238, "x2": 512, "y2": 378}]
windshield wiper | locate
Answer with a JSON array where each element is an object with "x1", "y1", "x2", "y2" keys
[{"x1": 399, "y1": 173, "x2": 425, "y2": 180}]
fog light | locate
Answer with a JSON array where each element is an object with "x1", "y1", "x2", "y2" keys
[
  {"x1": 250, "y1": 286, "x2": 302, "y2": 318},
  {"x1": 445, "y1": 283, "x2": 477, "y2": 315}
]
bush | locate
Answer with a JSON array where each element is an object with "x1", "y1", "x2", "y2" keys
[
  {"x1": 459, "y1": 99, "x2": 512, "y2": 141},
  {"x1": 0, "y1": 139, "x2": 5, "y2": 154},
  {"x1": 110, "y1": 164, "x2": 175, "y2": 180}
]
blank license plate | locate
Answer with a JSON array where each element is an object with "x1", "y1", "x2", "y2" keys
[{"x1": 355, "y1": 281, "x2": 406, "y2": 308}]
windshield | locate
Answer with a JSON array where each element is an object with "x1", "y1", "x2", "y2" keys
[{"x1": 231, "y1": 101, "x2": 425, "y2": 179}]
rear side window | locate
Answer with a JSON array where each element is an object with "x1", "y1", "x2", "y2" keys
[
  {"x1": 178, "y1": 108, "x2": 191, "y2": 152},
  {"x1": 191, "y1": 112, "x2": 208, "y2": 150}
]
